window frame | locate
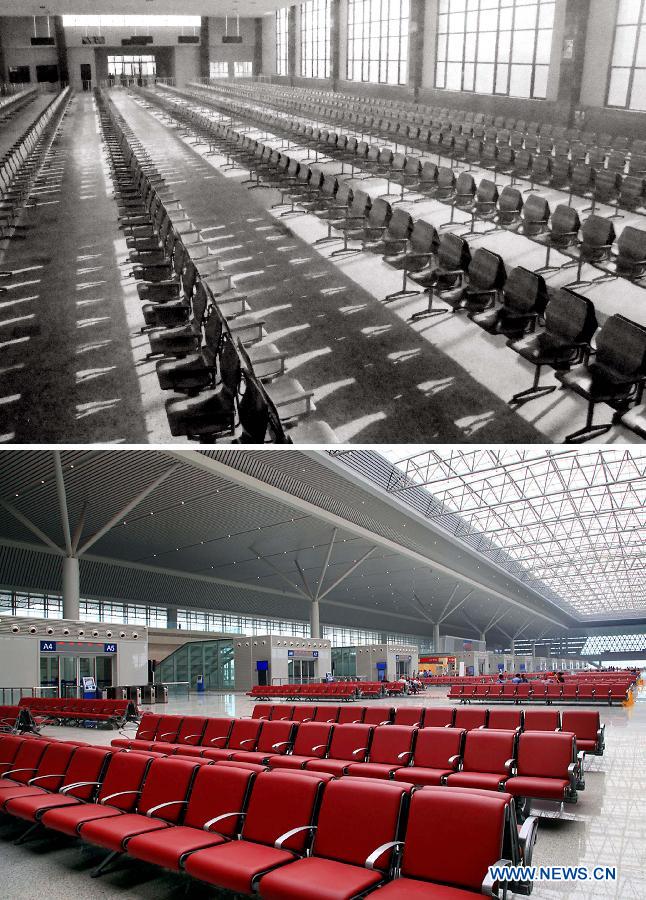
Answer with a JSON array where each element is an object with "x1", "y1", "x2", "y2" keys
[
  {"x1": 300, "y1": 0, "x2": 331, "y2": 79},
  {"x1": 276, "y1": 7, "x2": 290, "y2": 76},
  {"x1": 346, "y1": 0, "x2": 410, "y2": 87},
  {"x1": 606, "y1": 0, "x2": 646, "y2": 110}
]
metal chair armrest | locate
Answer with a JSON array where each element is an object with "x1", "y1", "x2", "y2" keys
[
  {"x1": 203, "y1": 811, "x2": 245, "y2": 831},
  {"x1": 351, "y1": 746, "x2": 368, "y2": 757},
  {"x1": 482, "y1": 858, "x2": 512, "y2": 897},
  {"x1": 274, "y1": 824, "x2": 316, "y2": 849},
  {"x1": 518, "y1": 816, "x2": 539, "y2": 864},
  {"x1": 310, "y1": 744, "x2": 327, "y2": 752},
  {"x1": 448, "y1": 755, "x2": 461, "y2": 769},
  {"x1": 365, "y1": 840, "x2": 404, "y2": 870},
  {"x1": 60, "y1": 780, "x2": 101, "y2": 795},
  {"x1": 28, "y1": 773, "x2": 65, "y2": 784},
  {"x1": 101, "y1": 789, "x2": 141, "y2": 804},
  {"x1": 146, "y1": 799, "x2": 188, "y2": 817}
]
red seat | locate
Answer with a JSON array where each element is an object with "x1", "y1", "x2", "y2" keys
[
  {"x1": 0, "y1": 739, "x2": 49, "y2": 790},
  {"x1": 392, "y1": 707, "x2": 424, "y2": 727},
  {"x1": 228, "y1": 720, "x2": 295, "y2": 764},
  {"x1": 446, "y1": 729, "x2": 516, "y2": 791},
  {"x1": 127, "y1": 763, "x2": 255, "y2": 870},
  {"x1": 346, "y1": 725, "x2": 416, "y2": 779},
  {"x1": 423, "y1": 708, "x2": 454, "y2": 728},
  {"x1": 270, "y1": 705, "x2": 295, "y2": 721},
  {"x1": 561, "y1": 684, "x2": 578, "y2": 701},
  {"x1": 523, "y1": 709, "x2": 560, "y2": 731},
  {"x1": 303, "y1": 723, "x2": 373, "y2": 775},
  {"x1": 453, "y1": 707, "x2": 488, "y2": 731},
  {"x1": 504, "y1": 732, "x2": 578, "y2": 804},
  {"x1": 0, "y1": 741, "x2": 77, "y2": 810},
  {"x1": 561, "y1": 710, "x2": 604, "y2": 755},
  {"x1": 161, "y1": 716, "x2": 207, "y2": 748},
  {"x1": 0, "y1": 735, "x2": 27, "y2": 775},
  {"x1": 5, "y1": 746, "x2": 111, "y2": 822},
  {"x1": 335, "y1": 706, "x2": 362, "y2": 724},
  {"x1": 41, "y1": 751, "x2": 152, "y2": 836},
  {"x1": 487, "y1": 708, "x2": 523, "y2": 732},
  {"x1": 78, "y1": 757, "x2": 199, "y2": 853},
  {"x1": 258, "y1": 777, "x2": 410, "y2": 900},
  {"x1": 290, "y1": 705, "x2": 317, "y2": 722},
  {"x1": 251, "y1": 704, "x2": 273, "y2": 720},
  {"x1": 268, "y1": 721, "x2": 333, "y2": 770},
  {"x1": 362, "y1": 706, "x2": 394, "y2": 726},
  {"x1": 529, "y1": 684, "x2": 546, "y2": 701},
  {"x1": 184, "y1": 770, "x2": 326, "y2": 893},
  {"x1": 394, "y1": 727, "x2": 464, "y2": 786},
  {"x1": 203, "y1": 719, "x2": 263, "y2": 761},
  {"x1": 373, "y1": 787, "x2": 515, "y2": 898}
]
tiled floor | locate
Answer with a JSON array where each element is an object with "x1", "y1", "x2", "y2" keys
[{"x1": 2, "y1": 682, "x2": 644, "y2": 898}]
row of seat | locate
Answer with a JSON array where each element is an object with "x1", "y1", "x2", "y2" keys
[
  {"x1": 152, "y1": 86, "x2": 646, "y2": 443},
  {"x1": 450, "y1": 681, "x2": 631, "y2": 705},
  {"x1": 17, "y1": 697, "x2": 137, "y2": 726},
  {"x1": 101, "y1": 89, "x2": 336, "y2": 444},
  {"x1": 0, "y1": 734, "x2": 536, "y2": 897},
  {"x1": 188, "y1": 81, "x2": 646, "y2": 218},
  {"x1": 0, "y1": 87, "x2": 38, "y2": 123},
  {"x1": 422, "y1": 672, "x2": 636, "y2": 684},
  {"x1": 247, "y1": 681, "x2": 386, "y2": 700},
  {"x1": 0, "y1": 89, "x2": 71, "y2": 243},
  {"x1": 118, "y1": 718, "x2": 583, "y2": 811},
  {"x1": 0, "y1": 705, "x2": 34, "y2": 733}
]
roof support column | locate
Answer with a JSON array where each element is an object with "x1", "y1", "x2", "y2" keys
[
  {"x1": 310, "y1": 598, "x2": 320, "y2": 639},
  {"x1": 433, "y1": 623, "x2": 440, "y2": 652},
  {"x1": 62, "y1": 555, "x2": 80, "y2": 620}
]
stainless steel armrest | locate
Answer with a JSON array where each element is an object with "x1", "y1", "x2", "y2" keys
[
  {"x1": 504, "y1": 758, "x2": 515, "y2": 775},
  {"x1": 101, "y1": 789, "x2": 141, "y2": 804},
  {"x1": 518, "y1": 816, "x2": 539, "y2": 864},
  {"x1": 365, "y1": 840, "x2": 404, "y2": 870},
  {"x1": 146, "y1": 799, "x2": 187, "y2": 817},
  {"x1": 28, "y1": 773, "x2": 64, "y2": 784},
  {"x1": 351, "y1": 746, "x2": 368, "y2": 757},
  {"x1": 274, "y1": 824, "x2": 316, "y2": 849},
  {"x1": 209, "y1": 736, "x2": 228, "y2": 745},
  {"x1": 2, "y1": 767, "x2": 37, "y2": 778},
  {"x1": 60, "y1": 780, "x2": 101, "y2": 795},
  {"x1": 239, "y1": 738, "x2": 256, "y2": 746},
  {"x1": 203, "y1": 811, "x2": 245, "y2": 831},
  {"x1": 271, "y1": 741, "x2": 291, "y2": 750},
  {"x1": 447, "y1": 755, "x2": 461, "y2": 768},
  {"x1": 482, "y1": 857, "x2": 512, "y2": 897},
  {"x1": 397, "y1": 751, "x2": 412, "y2": 761},
  {"x1": 310, "y1": 744, "x2": 327, "y2": 752}
]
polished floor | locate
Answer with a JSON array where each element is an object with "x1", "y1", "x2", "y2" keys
[{"x1": 1, "y1": 684, "x2": 644, "y2": 899}]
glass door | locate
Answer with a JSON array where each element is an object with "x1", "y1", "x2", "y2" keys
[
  {"x1": 60, "y1": 656, "x2": 78, "y2": 698},
  {"x1": 95, "y1": 657, "x2": 113, "y2": 691}
]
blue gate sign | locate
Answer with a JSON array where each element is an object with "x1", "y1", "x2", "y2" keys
[
  {"x1": 104, "y1": 643, "x2": 117, "y2": 653},
  {"x1": 40, "y1": 640, "x2": 57, "y2": 652}
]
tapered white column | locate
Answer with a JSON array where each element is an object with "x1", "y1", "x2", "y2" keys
[
  {"x1": 310, "y1": 599, "x2": 320, "y2": 639},
  {"x1": 62, "y1": 556, "x2": 80, "y2": 619}
]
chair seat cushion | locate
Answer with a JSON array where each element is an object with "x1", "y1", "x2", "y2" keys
[
  {"x1": 201, "y1": 748, "x2": 235, "y2": 762},
  {"x1": 393, "y1": 767, "x2": 450, "y2": 786},
  {"x1": 110, "y1": 738, "x2": 132, "y2": 749},
  {"x1": 40, "y1": 803, "x2": 123, "y2": 836},
  {"x1": 504, "y1": 776, "x2": 570, "y2": 800},
  {"x1": 265, "y1": 755, "x2": 310, "y2": 770},
  {"x1": 125, "y1": 740, "x2": 155, "y2": 752},
  {"x1": 184, "y1": 839, "x2": 296, "y2": 893},
  {"x1": 126, "y1": 824, "x2": 227, "y2": 870},
  {"x1": 374, "y1": 877, "x2": 483, "y2": 898},
  {"x1": 575, "y1": 739, "x2": 598, "y2": 752},
  {"x1": 228, "y1": 751, "x2": 271, "y2": 765},
  {"x1": 560, "y1": 364, "x2": 634, "y2": 402},
  {"x1": 303, "y1": 759, "x2": 350, "y2": 776},
  {"x1": 5, "y1": 792, "x2": 81, "y2": 821},
  {"x1": 0, "y1": 786, "x2": 47, "y2": 810},
  {"x1": 445, "y1": 772, "x2": 506, "y2": 791},
  {"x1": 345, "y1": 762, "x2": 397, "y2": 779},
  {"x1": 173, "y1": 746, "x2": 205, "y2": 758},
  {"x1": 259, "y1": 856, "x2": 385, "y2": 900},
  {"x1": 79, "y1": 812, "x2": 171, "y2": 850}
]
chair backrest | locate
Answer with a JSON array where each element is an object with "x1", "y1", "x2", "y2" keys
[
  {"x1": 545, "y1": 289, "x2": 597, "y2": 344},
  {"x1": 136, "y1": 712, "x2": 162, "y2": 740},
  {"x1": 314, "y1": 705, "x2": 340, "y2": 722},
  {"x1": 154, "y1": 715, "x2": 182, "y2": 743},
  {"x1": 487, "y1": 708, "x2": 523, "y2": 731},
  {"x1": 137, "y1": 757, "x2": 198, "y2": 820},
  {"x1": 336, "y1": 706, "x2": 362, "y2": 724},
  {"x1": 453, "y1": 707, "x2": 488, "y2": 730},
  {"x1": 455, "y1": 171, "x2": 476, "y2": 198},
  {"x1": 58, "y1": 747, "x2": 111, "y2": 800},
  {"x1": 1, "y1": 739, "x2": 49, "y2": 784},
  {"x1": 368, "y1": 725, "x2": 416, "y2": 765},
  {"x1": 438, "y1": 233, "x2": 471, "y2": 271},
  {"x1": 183, "y1": 763, "x2": 254, "y2": 836},
  {"x1": 290, "y1": 705, "x2": 317, "y2": 722},
  {"x1": 363, "y1": 706, "x2": 394, "y2": 726},
  {"x1": 461, "y1": 729, "x2": 516, "y2": 775},
  {"x1": 386, "y1": 208, "x2": 413, "y2": 241},
  {"x1": 561, "y1": 710, "x2": 601, "y2": 743},
  {"x1": 414, "y1": 727, "x2": 464, "y2": 768},
  {"x1": 97, "y1": 751, "x2": 151, "y2": 810},
  {"x1": 477, "y1": 178, "x2": 498, "y2": 204},
  {"x1": 291, "y1": 721, "x2": 333, "y2": 757},
  {"x1": 366, "y1": 197, "x2": 391, "y2": 228},
  {"x1": 423, "y1": 708, "x2": 454, "y2": 728},
  {"x1": 255, "y1": 720, "x2": 295, "y2": 754},
  {"x1": 409, "y1": 219, "x2": 438, "y2": 255},
  {"x1": 617, "y1": 225, "x2": 646, "y2": 261},
  {"x1": 200, "y1": 717, "x2": 234, "y2": 748},
  {"x1": 270, "y1": 705, "x2": 295, "y2": 721},
  {"x1": 30, "y1": 742, "x2": 77, "y2": 792},
  {"x1": 523, "y1": 708, "x2": 560, "y2": 731},
  {"x1": 226, "y1": 718, "x2": 262, "y2": 752},
  {"x1": 237, "y1": 371, "x2": 269, "y2": 442},
  {"x1": 595, "y1": 314, "x2": 646, "y2": 379},
  {"x1": 504, "y1": 266, "x2": 548, "y2": 315},
  {"x1": 393, "y1": 707, "x2": 424, "y2": 727},
  {"x1": 469, "y1": 248, "x2": 507, "y2": 291},
  {"x1": 349, "y1": 189, "x2": 370, "y2": 217},
  {"x1": 580, "y1": 214, "x2": 616, "y2": 250},
  {"x1": 174, "y1": 716, "x2": 207, "y2": 746},
  {"x1": 400, "y1": 788, "x2": 507, "y2": 892},
  {"x1": 516, "y1": 732, "x2": 575, "y2": 778},
  {"x1": 498, "y1": 186, "x2": 523, "y2": 214},
  {"x1": 241, "y1": 769, "x2": 325, "y2": 851},
  {"x1": 312, "y1": 778, "x2": 408, "y2": 871},
  {"x1": 327, "y1": 723, "x2": 373, "y2": 762}
]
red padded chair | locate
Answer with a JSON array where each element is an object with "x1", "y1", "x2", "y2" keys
[
  {"x1": 529, "y1": 683, "x2": 547, "y2": 702},
  {"x1": 228, "y1": 721, "x2": 295, "y2": 765},
  {"x1": 251, "y1": 705, "x2": 273, "y2": 720},
  {"x1": 362, "y1": 706, "x2": 394, "y2": 726},
  {"x1": 153, "y1": 716, "x2": 206, "y2": 750},
  {"x1": 523, "y1": 709, "x2": 560, "y2": 731},
  {"x1": 448, "y1": 684, "x2": 464, "y2": 701},
  {"x1": 393, "y1": 727, "x2": 464, "y2": 786},
  {"x1": 79, "y1": 757, "x2": 201, "y2": 876},
  {"x1": 392, "y1": 707, "x2": 424, "y2": 727},
  {"x1": 423, "y1": 707, "x2": 454, "y2": 728},
  {"x1": 346, "y1": 726, "x2": 416, "y2": 779},
  {"x1": 487, "y1": 708, "x2": 523, "y2": 732},
  {"x1": 372, "y1": 787, "x2": 517, "y2": 898},
  {"x1": 5, "y1": 747, "x2": 111, "y2": 830},
  {"x1": 561, "y1": 683, "x2": 578, "y2": 702},
  {"x1": 126, "y1": 763, "x2": 255, "y2": 871},
  {"x1": 0, "y1": 735, "x2": 28, "y2": 775},
  {"x1": 576, "y1": 683, "x2": 596, "y2": 702},
  {"x1": 111, "y1": 712, "x2": 161, "y2": 749},
  {"x1": 561, "y1": 711, "x2": 604, "y2": 755},
  {"x1": 314, "y1": 705, "x2": 341, "y2": 723},
  {"x1": 258, "y1": 777, "x2": 410, "y2": 900},
  {"x1": 290, "y1": 705, "x2": 317, "y2": 722},
  {"x1": 335, "y1": 706, "x2": 362, "y2": 724},
  {"x1": 504, "y1": 732, "x2": 579, "y2": 806},
  {"x1": 270, "y1": 706, "x2": 295, "y2": 721},
  {"x1": 446, "y1": 729, "x2": 517, "y2": 790},
  {"x1": 303, "y1": 723, "x2": 373, "y2": 775},
  {"x1": 515, "y1": 683, "x2": 531, "y2": 701},
  {"x1": 267, "y1": 722, "x2": 333, "y2": 770},
  {"x1": 0, "y1": 740, "x2": 50, "y2": 794},
  {"x1": 40, "y1": 751, "x2": 152, "y2": 836},
  {"x1": 453, "y1": 707, "x2": 488, "y2": 731},
  {"x1": 202, "y1": 719, "x2": 262, "y2": 761},
  {"x1": 545, "y1": 684, "x2": 562, "y2": 703},
  {"x1": 0, "y1": 741, "x2": 77, "y2": 810},
  {"x1": 184, "y1": 770, "x2": 327, "y2": 894}
]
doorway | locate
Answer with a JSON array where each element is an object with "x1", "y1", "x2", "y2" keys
[
  {"x1": 288, "y1": 659, "x2": 315, "y2": 683},
  {"x1": 80, "y1": 63, "x2": 92, "y2": 90},
  {"x1": 107, "y1": 54, "x2": 156, "y2": 86},
  {"x1": 40, "y1": 654, "x2": 114, "y2": 697},
  {"x1": 395, "y1": 659, "x2": 411, "y2": 677}
]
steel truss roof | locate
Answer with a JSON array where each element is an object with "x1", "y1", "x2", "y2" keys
[{"x1": 372, "y1": 448, "x2": 646, "y2": 618}]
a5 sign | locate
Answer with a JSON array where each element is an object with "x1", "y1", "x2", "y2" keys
[{"x1": 104, "y1": 643, "x2": 117, "y2": 654}]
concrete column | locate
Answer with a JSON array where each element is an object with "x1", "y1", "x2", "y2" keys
[
  {"x1": 556, "y1": 0, "x2": 591, "y2": 124},
  {"x1": 433, "y1": 623, "x2": 440, "y2": 651},
  {"x1": 330, "y1": 0, "x2": 341, "y2": 88},
  {"x1": 166, "y1": 606, "x2": 178, "y2": 629},
  {"x1": 409, "y1": 0, "x2": 425, "y2": 99},
  {"x1": 510, "y1": 639, "x2": 516, "y2": 655},
  {"x1": 288, "y1": 5, "x2": 297, "y2": 79},
  {"x1": 253, "y1": 17, "x2": 263, "y2": 77},
  {"x1": 53, "y1": 16, "x2": 69, "y2": 86},
  {"x1": 480, "y1": 632, "x2": 486, "y2": 644},
  {"x1": 310, "y1": 600, "x2": 320, "y2": 639},
  {"x1": 199, "y1": 17, "x2": 210, "y2": 79},
  {"x1": 62, "y1": 556, "x2": 80, "y2": 620}
]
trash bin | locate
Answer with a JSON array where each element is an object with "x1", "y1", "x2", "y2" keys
[
  {"x1": 154, "y1": 684, "x2": 168, "y2": 704},
  {"x1": 196, "y1": 675, "x2": 205, "y2": 694}
]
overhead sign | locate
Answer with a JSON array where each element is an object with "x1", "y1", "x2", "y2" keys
[
  {"x1": 40, "y1": 640, "x2": 57, "y2": 652},
  {"x1": 104, "y1": 643, "x2": 117, "y2": 654},
  {"x1": 287, "y1": 649, "x2": 319, "y2": 658}
]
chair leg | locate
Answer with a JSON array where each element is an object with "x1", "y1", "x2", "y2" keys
[
  {"x1": 14, "y1": 822, "x2": 41, "y2": 845},
  {"x1": 564, "y1": 400, "x2": 612, "y2": 443},
  {"x1": 509, "y1": 365, "x2": 557, "y2": 406},
  {"x1": 91, "y1": 851, "x2": 122, "y2": 878},
  {"x1": 409, "y1": 290, "x2": 448, "y2": 321},
  {"x1": 383, "y1": 265, "x2": 423, "y2": 302}
]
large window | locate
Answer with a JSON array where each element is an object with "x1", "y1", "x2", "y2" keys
[
  {"x1": 347, "y1": 0, "x2": 410, "y2": 85},
  {"x1": 301, "y1": 1, "x2": 331, "y2": 78},
  {"x1": 435, "y1": 0, "x2": 555, "y2": 99},
  {"x1": 63, "y1": 15, "x2": 200, "y2": 28},
  {"x1": 107, "y1": 55, "x2": 156, "y2": 79},
  {"x1": 234, "y1": 61, "x2": 253, "y2": 78},
  {"x1": 607, "y1": 0, "x2": 646, "y2": 110},
  {"x1": 276, "y1": 7, "x2": 290, "y2": 76},
  {"x1": 209, "y1": 62, "x2": 229, "y2": 79}
]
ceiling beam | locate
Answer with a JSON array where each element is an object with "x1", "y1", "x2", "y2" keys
[
  {"x1": 317, "y1": 546, "x2": 376, "y2": 600},
  {"x1": 315, "y1": 527, "x2": 337, "y2": 600},
  {"x1": 0, "y1": 500, "x2": 64, "y2": 556},
  {"x1": 52, "y1": 451, "x2": 72, "y2": 556}
]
